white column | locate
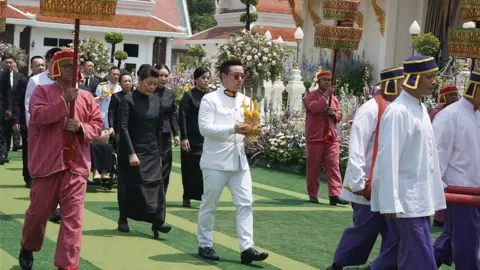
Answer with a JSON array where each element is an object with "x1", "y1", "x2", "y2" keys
[
  {"x1": 147, "y1": 37, "x2": 154, "y2": 65},
  {"x1": 13, "y1": 25, "x2": 27, "y2": 47},
  {"x1": 165, "y1": 38, "x2": 172, "y2": 68}
]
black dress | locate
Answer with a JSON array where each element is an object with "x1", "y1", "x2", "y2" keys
[
  {"x1": 154, "y1": 86, "x2": 179, "y2": 193},
  {"x1": 179, "y1": 88, "x2": 205, "y2": 201},
  {"x1": 108, "y1": 90, "x2": 128, "y2": 148},
  {"x1": 117, "y1": 90, "x2": 165, "y2": 225}
]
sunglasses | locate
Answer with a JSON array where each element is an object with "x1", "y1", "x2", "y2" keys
[{"x1": 228, "y1": 73, "x2": 246, "y2": 81}]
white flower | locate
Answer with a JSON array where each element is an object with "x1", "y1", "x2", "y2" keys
[
  {"x1": 262, "y1": 56, "x2": 268, "y2": 62},
  {"x1": 272, "y1": 60, "x2": 276, "y2": 65},
  {"x1": 247, "y1": 55, "x2": 252, "y2": 61},
  {"x1": 277, "y1": 133, "x2": 284, "y2": 137},
  {"x1": 258, "y1": 63, "x2": 263, "y2": 68},
  {"x1": 263, "y1": 48, "x2": 268, "y2": 53},
  {"x1": 254, "y1": 55, "x2": 258, "y2": 60}
]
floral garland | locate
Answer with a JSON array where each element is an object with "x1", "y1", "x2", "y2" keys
[{"x1": 216, "y1": 30, "x2": 285, "y2": 82}]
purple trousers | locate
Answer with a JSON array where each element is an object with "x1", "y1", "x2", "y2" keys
[
  {"x1": 387, "y1": 217, "x2": 436, "y2": 270},
  {"x1": 434, "y1": 204, "x2": 480, "y2": 269},
  {"x1": 333, "y1": 203, "x2": 397, "y2": 269}
]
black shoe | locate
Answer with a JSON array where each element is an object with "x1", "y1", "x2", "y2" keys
[
  {"x1": 4, "y1": 158, "x2": 9, "y2": 163},
  {"x1": 18, "y1": 248, "x2": 34, "y2": 270},
  {"x1": 25, "y1": 180, "x2": 32, "y2": 189},
  {"x1": 309, "y1": 196, "x2": 319, "y2": 203},
  {"x1": 118, "y1": 222, "x2": 130, "y2": 233},
  {"x1": 183, "y1": 198, "x2": 191, "y2": 208},
  {"x1": 240, "y1": 247, "x2": 269, "y2": 264},
  {"x1": 198, "y1": 247, "x2": 220, "y2": 260},
  {"x1": 330, "y1": 196, "x2": 349, "y2": 206},
  {"x1": 49, "y1": 209, "x2": 61, "y2": 223},
  {"x1": 152, "y1": 223, "x2": 171, "y2": 238}
]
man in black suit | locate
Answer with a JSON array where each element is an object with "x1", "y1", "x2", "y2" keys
[
  {"x1": 3, "y1": 56, "x2": 24, "y2": 158},
  {"x1": 82, "y1": 60, "x2": 102, "y2": 96},
  {"x1": 0, "y1": 62, "x2": 11, "y2": 165},
  {"x1": 12, "y1": 56, "x2": 45, "y2": 187}
]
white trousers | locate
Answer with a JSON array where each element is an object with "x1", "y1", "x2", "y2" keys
[{"x1": 197, "y1": 168, "x2": 254, "y2": 252}]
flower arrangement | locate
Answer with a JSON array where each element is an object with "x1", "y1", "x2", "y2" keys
[
  {"x1": 68, "y1": 37, "x2": 111, "y2": 74},
  {"x1": 0, "y1": 42, "x2": 28, "y2": 68},
  {"x1": 216, "y1": 30, "x2": 285, "y2": 83}
]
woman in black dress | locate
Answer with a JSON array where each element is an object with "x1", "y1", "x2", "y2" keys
[
  {"x1": 108, "y1": 73, "x2": 133, "y2": 144},
  {"x1": 154, "y1": 64, "x2": 179, "y2": 194},
  {"x1": 179, "y1": 67, "x2": 210, "y2": 207},
  {"x1": 117, "y1": 66, "x2": 171, "y2": 237}
]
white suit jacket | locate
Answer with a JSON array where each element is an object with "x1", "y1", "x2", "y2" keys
[{"x1": 199, "y1": 87, "x2": 251, "y2": 171}]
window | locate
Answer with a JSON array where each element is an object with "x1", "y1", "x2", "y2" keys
[
  {"x1": 124, "y1": 63, "x2": 137, "y2": 73},
  {"x1": 59, "y1": 39, "x2": 73, "y2": 47},
  {"x1": 44, "y1": 38, "x2": 58, "y2": 47},
  {"x1": 123, "y1": 43, "x2": 139, "y2": 58}
]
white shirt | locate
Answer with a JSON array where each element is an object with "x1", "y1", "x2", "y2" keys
[
  {"x1": 25, "y1": 71, "x2": 55, "y2": 127},
  {"x1": 370, "y1": 91, "x2": 446, "y2": 218},
  {"x1": 433, "y1": 98, "x2": 480, "y2": 188},
  {"x1": 95, "y1": 81, "x2": 122, "y2": 128},
  {"x1": 199, "y1": 87, "x2": 250, "y2": 171},
  {"x1": 341, "y1": 98, "x2": 381, "y2": 205}
]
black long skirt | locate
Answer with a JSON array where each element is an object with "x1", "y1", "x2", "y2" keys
[
  {"x1": 90, "y1": 143, "x2": 114, "y2": 171},
  {"x1": 117, "y1": 150, "x2": 165, "y2": 224},
  {"x1": 161, "y1": 132, "x2": 173, "y2": 193},
  {"x1": 180, "y1": 150, "x2": 203, "y2": 201}
]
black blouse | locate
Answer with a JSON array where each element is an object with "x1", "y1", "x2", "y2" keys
[
  {"x1": 108, "y1": 91, "x2": 128, "y2": 133},
  {"x1": 179, "y1": 88, "x2": 205, "y2": 145},
  {"x1": 155, "y1": 86, "x2": 179, "y2": 136}
]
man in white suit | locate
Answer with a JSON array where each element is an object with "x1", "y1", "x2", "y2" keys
[{"x1": 197, "y1": 59, "x2": 268, "y2": 264}]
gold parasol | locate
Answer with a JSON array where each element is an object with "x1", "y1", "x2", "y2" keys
[{"x1": 40, "y1": 0, "x2": 117, "y2": 168}]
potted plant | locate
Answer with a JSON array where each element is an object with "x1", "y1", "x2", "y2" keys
[{"x1": 411, "y1": 33, "x2": 441, "y2": 56}]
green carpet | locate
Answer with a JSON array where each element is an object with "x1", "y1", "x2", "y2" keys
[{"x1": 0, "y1": 149, "x2": 453, "y2": 269}]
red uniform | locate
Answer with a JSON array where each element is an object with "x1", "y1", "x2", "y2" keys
[
  {"x1": 304, "y1": 90, "x2": 343, "y2": 197},
  {"x1": 21, "y1": 81, "x2": 102, "y2": 269}
]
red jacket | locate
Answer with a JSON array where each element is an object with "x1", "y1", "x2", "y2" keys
[{"x1": 304, "y1": 90, "x2": 342, "y2": 141}]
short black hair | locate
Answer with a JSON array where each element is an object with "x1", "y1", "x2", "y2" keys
[
  {"x1": 83, "y1": 60, "x2": 94, "y2": 66},
  {"x1": 30, "y1": 56, "x2": 44, "y2": 65},
  {"x1": 219, "y1": 59, "x2": 243, "y2": 76},
  {"x1": 138, "y1": 66, "x2": 160, "y2": 81},
  {"x1": 154, "y1": 63, "x2": 170, "y2": 74},
  {"x1": 193, "y1": 67, "x2": 211, "y2": 80},
  {"x1": 137, "y1": 64, "x2": 151, "y2": 76},
  {"x1": 119, "y1": 73, "x2": 133, "y2": 82},
  {"x1": 109, "y1": 66, "x2": 120, "y2": 73},
  {"x1": 1, "y1": 55, "x2": 14, "y2": 62},
  {"x1": 45, "y1": 48, "x2": 62, "y2": 62}
]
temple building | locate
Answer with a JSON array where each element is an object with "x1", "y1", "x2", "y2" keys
[
  {"x1": 184, "y1": 0, "x2": 302, "y2": 63},
  {"x1": 0, "y1": 0, "x2": 191, "y2": 74}
]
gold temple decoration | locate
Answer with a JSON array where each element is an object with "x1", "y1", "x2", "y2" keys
[
  {"x1": 0, "y1": 0, "x2": 7, "y2": 33},
  {"x1": 323, "y1": 0, "x2": 360, "y2": 21},
  {"x1": 461, "y1": 0, "x2": 480, "y2": 22},
  {"x1": 286, "y1": 0, "x2": 303, "y2": 28},
  {"x1": 40, "y1": 0, "x2": 117, "y2": 20},
  {"x1": 448, "y1": 28, "x2": 480, "y2": 59},
  {"x1": 314, "y1": 24, "x2": 363, "y2": 50},
  {"x1": 307, "y1": 0, "x2": 321, "y2": 24},
  {"x1": 355, "y1": 10, "x2": 364, "y2": 28},
  {"x1": 372, "y1": 0, "x2": 386, "y2": 37}
]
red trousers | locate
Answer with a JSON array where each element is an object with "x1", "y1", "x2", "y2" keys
[
  {"x1": 306, "y1": 141, "x2": 342, "y2": 197},
  {"x1": 21, "y1": 170, "x2": 86, "y2": 270}
]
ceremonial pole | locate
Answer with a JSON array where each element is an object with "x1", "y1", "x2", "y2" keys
[{"x1": 40, "y1": 0, "x2": 117, "y2": 166}]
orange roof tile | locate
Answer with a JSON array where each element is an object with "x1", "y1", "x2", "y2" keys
[
  {"x1": 256, "y1": 0, "x2": 303, "y2": 15},
  {"x1": 188, "y1": 26, "x2": 296, "y2": 42},
  {"x1": 6, "y1": 6, "x2": 30, "y2": 19},
  {"x1": 188, "y1": 26, "x2": 245, "y2": 40},
  {"x1": 151, "y1": 0, "x2": 182, "y2": 28},
  {"x1": 10, "y1": 5, "x2": 181, "y2": 33}
]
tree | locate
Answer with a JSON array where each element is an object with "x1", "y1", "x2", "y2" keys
[
  {"x1": 177, "y1": 46, "x2": 212, "y2": 73},
  {"x1": 187, "y1": 0, "x2": 217, "y2": 33},
  {"x1": 240, "y1": 0, "x2": 259, "y2": 29},
  {"x1": 104, "y1": 32, "x2": 124, "y2": 63},
  {"x1": 68, "y1": 38, "x2": 111, "y2": 74},
  {"x1": 114, "y1": 50, "x2": 128, "y2": 68}
]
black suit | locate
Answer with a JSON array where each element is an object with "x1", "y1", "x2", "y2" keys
[
  {"x1": 4, "y1": 71, "x2": 23, "y2": 154},
  {"x1": 84, "y1": 75, "x2": 102, "y2": 96},
  {"x1": 0, "y1": 64, "x2": 11, "y2": 162},
  {"x1": 12, "y1": 75, "x2": 31, "y2": 180}
]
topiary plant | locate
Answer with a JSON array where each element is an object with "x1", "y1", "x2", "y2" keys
[
  {"x1": 411, "y1": 33, "x2": 441, "y2": 56},
  {"x1": 114, "y1": 50, "x2": 128, "y2": 68},
  {"x1": 105, "y1": 32, "x2": 124, "y2": 63}
]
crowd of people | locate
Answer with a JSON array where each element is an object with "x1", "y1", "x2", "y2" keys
[{"x1": 1, "y1": 44, "x2": 479, "y2": 270}]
